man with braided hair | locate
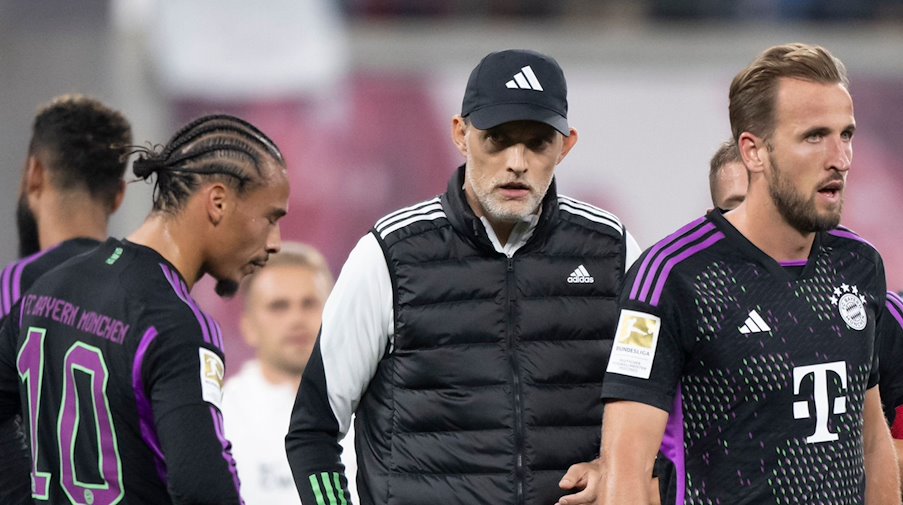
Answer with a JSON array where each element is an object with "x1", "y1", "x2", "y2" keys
[
  {"x1": 0, "y1": 114, "x2": 289, "y2": 504},
  {"x1": 0, "y1": 94, "x2": 132, "y2": 505}
]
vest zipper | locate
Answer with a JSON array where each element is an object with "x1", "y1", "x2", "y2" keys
[{"x1": 506, "y1": 256, "x2": 525, "y2": 505}]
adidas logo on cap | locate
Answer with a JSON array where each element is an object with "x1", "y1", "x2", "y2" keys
[
  {"x1": 505, "y1": 65, "x2": 544, "y2": 91},
  {"x1": 567, "y1": 264, "x2": 594, "y2": 284}
]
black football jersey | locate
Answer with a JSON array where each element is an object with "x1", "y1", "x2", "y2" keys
[
  {"x1": 1, "y1": 238, "x2": 100, "y2": 321},
  {"x1": 879, "y1": 291, "x2": 903, "y2": 426},
  {"x1": 0, "y1": 238, "x2": 101, "y2": 505},
  {"x1": 602, "y1": 210, "x2": 885, "y2": 504},
  {"x1": 0, "y1": 238, "x2": 242, "y2": 504}
]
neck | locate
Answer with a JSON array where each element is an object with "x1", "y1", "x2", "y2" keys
[
  {"x1": 127, "y1": 212, "x2": 205, "y2": 289},
  {"x1": 258, "y1": 360, "x2": 302, "y2": 388},
  {"x1": 725, "y1": 195, "x2": 815, "y2": 262},
  {"x1": 488, "y1": 219, "x2": 515, "y2": 246},
  {"x1": 37, "y1": 192, "x2": 109, "y2": 250}
]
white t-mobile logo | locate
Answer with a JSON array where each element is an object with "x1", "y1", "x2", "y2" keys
[{"x1": 792, "y1": 361, "x2": 847, "y2": 444}]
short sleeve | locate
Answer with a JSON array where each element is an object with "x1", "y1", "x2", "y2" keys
[{"x1": 600, "y1": 255, "x2": 689, "y2": 413}]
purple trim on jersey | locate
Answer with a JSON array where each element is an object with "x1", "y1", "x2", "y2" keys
[
  {"x1": 650, "y1": 231, "x2": 724, "y2": 306},
  {"x1": 1, "y1": 246, "x2": 54, "y2": 317},
  {"x1": 887, "y1": 291, "x2": 903, "y2": 330},
  {"x1": 211, "y1": 319, "x2": 224, "y2": 351},
  {"x1": 630, "y1": 217, "x2": 708, "y2": 302},
  {"x1": 828, "y1": 228, "x2": 875, "y2": 249},
  {"x1": 169, "y1": 266, "x2": 225, "y2": 351},
  {"x1": 660, "y1": 387, "x2": 686, "y2": 505},
  {"x1": 779, "y1": 260, "x2": 807, "y2": 267},
  {"x1": 132, "y1": 326, "x2": 168, "y2": 482},
  {"x1": 1, "y1": 263, "x2": 13, "y2": 316},
  {"x1": 160, "y1": 264, "x2": 212, "y2": 346},
  {"x1": 210, "y1": 405, "x2": 244, "y2": 503}
]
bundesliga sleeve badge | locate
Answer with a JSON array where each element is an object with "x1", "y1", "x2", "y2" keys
[
  {"x1": 606, "y1": 309, "x2": 661, "y2": 379},
  {"x1": 199, "y1": 348, "x2": 225, "y2": 409}
]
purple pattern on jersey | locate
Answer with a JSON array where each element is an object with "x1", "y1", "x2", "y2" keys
[
  {"x1": 661, "y1": 386, "x2": 686, "y2": 505},
  {"x1": 828, "y1": 226, "x2": 875, "y2": 249},
  {"x1": 630, "y1": 217, "x2": 707, "y2": 302},
  {"x1": 132, "y1": 326, "x2": 167, "y2": 482},
  {"x1": 779, "y1": 260, "x2": 808, "y2": 267},
  {"x1": 159, "y1": 264, "x2": 225, "y2": 351},
  {"x1": 0, "y1": 246, "x2": 55, "y2": 317},
  {"x1": 887, "y1": 291, "x2": 903, "y2": 329},
  {"x1": 210, "y1": 405, "x2": 244, "y2": 503},
  {"x1": 650, "y1": 231, "x2": 725, "y2": 306}
]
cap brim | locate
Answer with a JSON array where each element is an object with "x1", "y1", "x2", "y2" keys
[{"x1": 467, "y1": 103, "x2": 570, "y2": 136}]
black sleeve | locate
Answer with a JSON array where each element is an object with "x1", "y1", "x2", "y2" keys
[
  {"x1": 142, "y1": 328, "x2": 243, "y2": 505},
  {"x1": 285, "y1": 336, "x2": 352, "y2": 505},
  {"x1": 600, "y1": 259, "x2": 687, "y2": 413},
  {"x1": 0, "y1": 312, "x2": 20, "y2": 421},
  {"x1": 0, "y1": 415, "x2": 32, "y2": 505},
  {"x1": 878, "y1": 291, "x2": 903, "y2": 425},
  {"x1": 0, "y1": 310, "x2": 33, "y2": 505}
]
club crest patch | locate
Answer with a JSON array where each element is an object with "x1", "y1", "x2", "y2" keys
[{"x1": 829, "y1": 283, "x2": 867, "y2": 331}]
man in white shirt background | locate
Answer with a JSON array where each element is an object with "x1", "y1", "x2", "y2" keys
[{"x1": 222, "y1": 242, "x2": 356, "y2": 505}]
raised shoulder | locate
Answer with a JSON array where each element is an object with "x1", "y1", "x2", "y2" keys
[
  {"x1": 557, "y1": 195, "x2": 624, "y2": 236},
  {"x1": 373, "y1": 197, "x2": 447, "y2": 241}
]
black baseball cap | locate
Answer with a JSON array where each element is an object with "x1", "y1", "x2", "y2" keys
[{"x1": 461, "y1": 49, "x2": 569, "y2": 136}]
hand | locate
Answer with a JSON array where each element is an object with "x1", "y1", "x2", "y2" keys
[{"x1": 555, "y1": 459, "x2": 602, "y2": 505}]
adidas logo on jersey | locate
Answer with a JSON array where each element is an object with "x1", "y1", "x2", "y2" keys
[
  {"x1": 739, "y1": 310, "x2": 771, "y2": 334},
  {"x1": 567, "y1": 265, "x2": 594, "y2": 284},
  {"x1": 506, "y1": 65, "x2": 544, "y2": 91}
]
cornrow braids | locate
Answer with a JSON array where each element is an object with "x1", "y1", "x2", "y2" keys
[{"x1": 131, "y1": 114, "x2": 285, "y2": 213}]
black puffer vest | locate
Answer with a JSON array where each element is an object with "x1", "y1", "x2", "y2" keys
[{"x1": 355, "y1": 166, "x2": 626, "y2": 505}]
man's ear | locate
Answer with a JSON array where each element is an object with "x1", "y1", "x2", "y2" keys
[
  {"x1": 205, "y1": 183, "x2": 228, "y2": 226},
  {"x1": 451, "y1": 115, "x2": 468, "y2": 157},
  {"x1": 110, "y1": 179, "x2": 126, "y2": 214},
  {"x1": 738, "y1": 132, "x2": 766, "y2": 174},
  {"x1": 557, "y1": 128, "x2": 579, "y2": 164},
  {"x1": 24, "y1": 155, "x2": 45, "y2": 200}
]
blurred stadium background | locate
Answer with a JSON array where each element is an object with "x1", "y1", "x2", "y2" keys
[{"x1": 2, "y1": 0, "x2": 901, "y2": 370}]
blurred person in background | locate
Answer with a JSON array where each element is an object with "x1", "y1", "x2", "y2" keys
[
  {"x1": 708, "y1": 139, "x2": 747, "y2": 211},
  {"x1": 882, "y1": 290, "x2": 903, "y2": 491},
  {"x1": 222, "y1": 241, "x2": 358, "y2": 505},
  {"x1": 0, "y1": 114, "x2": 288, "y2": 504},
  {"x1": 0, "y1": 94, "x2": 132, "y2": 505},
  {"x1": 598, "y1": 43, "x2": 900, "y2": 504},
  {"x1": 286, "y1": 48, "x2": 642, "y2": 505}
]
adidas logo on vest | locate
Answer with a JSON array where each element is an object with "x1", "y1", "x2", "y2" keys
[{"x1": 567, "y1": 265, "x2": 594, "y2": 284}]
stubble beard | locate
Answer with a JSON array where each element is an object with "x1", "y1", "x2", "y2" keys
[
  {"x1": 215, "y1": 279, "x2": 240, "y2": 299},
  {"x1": 468, "y1": 173, "x2": 549, "y2": 224}
]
